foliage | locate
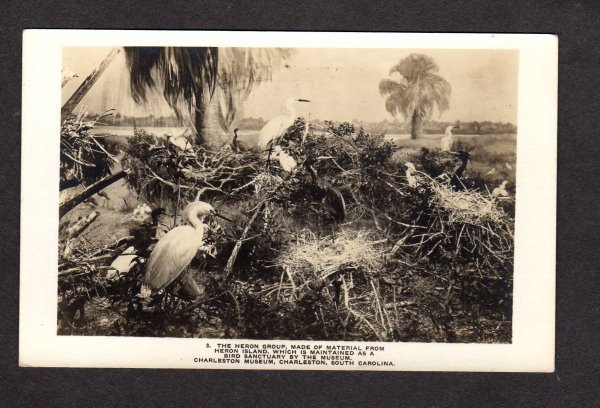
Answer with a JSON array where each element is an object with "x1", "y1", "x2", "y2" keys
[
  {"x1": 124, "y1": 47, "x2": 292, "y2": 142},
  {"x1": 122, "y1": 128, "x2": 259, "y2": 211},
  {"x1": 60, "y1": 109, "x2": 119, "y2": 190},
  {"x1": 125, "y1": 47, "x2": 219, "y2": 123},
  {"x1": 59, "y1": 121, "x2": 515, "y2": 343}
]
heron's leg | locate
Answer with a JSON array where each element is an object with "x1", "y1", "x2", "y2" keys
[
  {"x1": 265, "y1": 143, "x2": 273, "y2": 170},
  {"x1": 331, "y1": 223, "x2": 336, "y2": 243}
]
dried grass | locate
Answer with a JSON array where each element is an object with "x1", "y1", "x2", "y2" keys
[
  {"x1": 431, "y1": 182, "x2": 503, "y2": 225},
  {"x1": 277, "y1": 229, "x2": 386, "y2": 285}
]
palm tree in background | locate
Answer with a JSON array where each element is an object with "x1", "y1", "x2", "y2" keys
[
  {"x1": 379, "y1": 54, "x2": 451, "y2": 139},
  {"x1": 124, "y1": 47, "x2": 292, "y2": 147}
]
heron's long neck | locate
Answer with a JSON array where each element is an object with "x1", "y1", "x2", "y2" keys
[
  {"x1": 455, "y1": 159, "x2": 468, "y2": 177},
  {"x1": 287, "y1": 102, "x2": 296, "y2": 121},
  {"x1": 188, "y1": 211, "x2": 204, "y2": 230}
]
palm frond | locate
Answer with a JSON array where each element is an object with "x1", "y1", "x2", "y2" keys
[
  {"x1": 217, "y1": 48, "x2": 293, "y2": 128},
  {"x1": 124, "y1": 47, "x2": 219, "y2": 121},
  {"x1": 381, "y1": 53, "x2": 451, "y2": 121}
]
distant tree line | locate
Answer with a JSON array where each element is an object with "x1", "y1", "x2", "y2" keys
[
  {"x1": 240, "y1": 117, "x2": 517, "y2": 135},
  {"x1": 95, "y1": 112, "x2": 184, "y2": 127},
  {"x1": 94, "y1": 113, "x2": 516, "y2": 135}
]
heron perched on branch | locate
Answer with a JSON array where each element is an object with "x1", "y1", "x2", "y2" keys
[
  {"x1": 141, "y1": 196, "x2": 231, "y2": 301},
  {"x1": 258, "y1": 96, "x2": 310, "y2": 164}
]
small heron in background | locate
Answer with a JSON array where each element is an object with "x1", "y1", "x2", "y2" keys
[
  {"x1": 141, "y1": 197, "x2": 232, "y2": 301},
  {"x1": 404, "y1": 162, "x2": 418, "y2": 187},
  {"x1": 271, "y1": 145, "x2": 297, "y2": 173},
  {"x1": 440, "y1": 125, "x2": 458, "y2": 152},
  {"x1": 258, "y1": 96, "x2": 310, "y2": 163},
  {"x1": 167, "y1": 134, "x2": 193, "y2": 151},
  {"x1": 492, "y1": 180, "x2": 509, "y2": 198}
]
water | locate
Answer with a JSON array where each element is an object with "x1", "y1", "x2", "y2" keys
[{"x1": 91, "y1": 126, "x2": 188, "y2": 138}]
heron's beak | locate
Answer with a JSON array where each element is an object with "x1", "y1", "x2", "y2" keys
[
  {"x1": 214, "y1": 212, "x2": 233, "y2": 222},
  {"x1": 297, "y1": 99, "x2": 311, "y2": 102}
]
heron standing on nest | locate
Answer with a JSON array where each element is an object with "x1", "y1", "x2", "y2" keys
[
  {"x1": 258, "y1": 96, "x2": 310, "y2": 166},
  {"x1": 141, "y1": 194, "x2": 231, "y2": 302}
]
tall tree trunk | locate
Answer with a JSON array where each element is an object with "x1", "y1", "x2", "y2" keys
[
  {"x1": 194, "y1": 87, "x2": 230, "y2": 148},
  {"x1": 410, "y1": 110, "x2": 423, "y2": 139}
]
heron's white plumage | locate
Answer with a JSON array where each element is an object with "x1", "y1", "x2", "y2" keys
[
  {"x1": 143, "y1": 225, "x2": 205, "y2": 291},
  {"x1": 142, "y1": 200, "x2": 214, "y2": 293},
  {"x1": 132, "y1": 203, "x2": 152, "y2": 222},
  {"x1": 272, "y1": 145, "x2": 297, "y2": 172},
  {"x1": 107, "y1": 246, "x2": 139, "y2": 279},
  {"x1": 440, "y1": 125, "x2": 455, "y2": 152},
  {"x1": 492, "y1": 180, "x2": 509, "y2": 198},
  {"x1": 258, "y1": 97, "x2": 308, "y2": 151},
  {"x1": 405, "y1": 162, "x2": 418, "y2": 187},
  {"x1": 168, "y1": 135, "x2": 193, "y2": 151}
]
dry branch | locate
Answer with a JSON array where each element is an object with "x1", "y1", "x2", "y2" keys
[
  {"x1": 59, "y1": 171, "x2": 126, "y2": 218},
  {"x1": 61, "y1": 48, "x2": 120, "y2": 123}
]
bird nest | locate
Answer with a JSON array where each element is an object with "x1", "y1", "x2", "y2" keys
[
  {"x1": 276, "y1": 229, "x2": 386, "y2": 289},
  {"x1": 430, "y1": 182, "x2": 503, "y2": 225},
  {"x1": 269, "y1": 229, "x2": 393, "y2": 340}
]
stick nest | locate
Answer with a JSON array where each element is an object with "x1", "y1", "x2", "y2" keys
[
  {"x1": 430, "y1": 181, "x2": 503, "y2": 225},
  {"x1": 276, "y1": 229, "x2": 385, "y2": 286}
]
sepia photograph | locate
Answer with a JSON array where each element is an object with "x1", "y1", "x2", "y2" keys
[
  {"x1": 58, "y1": 45, "x2": 517, "y2": 342},
  {"x1": 20, "y1": 30, "x2": 556, "y2": 370}
]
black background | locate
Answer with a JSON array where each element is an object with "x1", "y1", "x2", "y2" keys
[{"x1": 1, "y1": 1, "x2": 597, "y2": 406}]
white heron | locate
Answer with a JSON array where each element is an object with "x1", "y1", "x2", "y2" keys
[
  {"x1": 258, "y1": 96, "x2": 311, "y2": 154},
  {"x1": 141, "y1": 199, "x2": 231, "y2": 297},
  {"x1": 106, "y1": 246, "x2": 139, "y2": 280},
  {"x1": 492, "y1": 180, "x2": 509, "y2": 198},
  {"x1": 271, "y1": 145, "x2": 297, "y2": 173},
  {"x1": 167, "y1": 134, "x2": 193, "y2": 151},
  {"x1": 404, "y1": 162, "x2": 418, "y2": 187},
  {"x1": 440, "y1": 125, "x2": 457, "y2": 152}
]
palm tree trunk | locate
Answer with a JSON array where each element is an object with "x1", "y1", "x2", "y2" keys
[
  {"x1": 410, "y1": 110, "x2": 423, "y2": 139},
  {"x1": 194, "y1": 88, "x2": 230, "y2": 148}
]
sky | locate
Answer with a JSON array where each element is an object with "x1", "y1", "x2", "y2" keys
[{"x1": 63, "y1": 47, "x2": 519, "y2": 124}]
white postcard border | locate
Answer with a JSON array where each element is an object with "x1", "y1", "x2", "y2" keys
[{"x1": 20, "y1": 30, "x2": 557, "y2": 371}]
